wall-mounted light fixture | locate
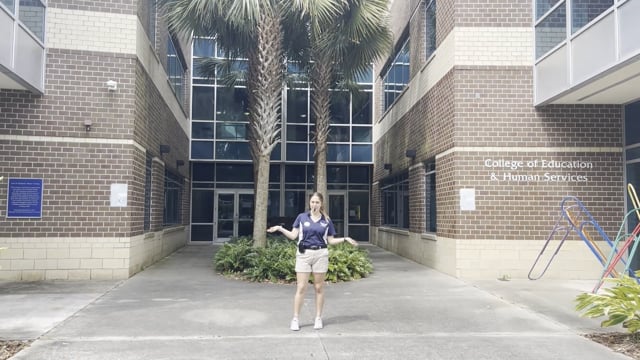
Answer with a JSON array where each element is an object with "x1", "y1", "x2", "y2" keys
[
  {"x1": 405, "y1": 149, "x2": 416, "y2": 159},
  {"x1": 383, "y1": 163, "x2": 392, "y2": 172},
  {"x1": 106, "y1": 80, "x2": 118, "y2": 91},
  {"x1": 160, "y1": 144, "x2": 171, "y2": 156},
  {"x1": 84, "y1": 119, "x2": 92, "y2": 132},
  {"x1": 176, "y1": 160, "x2": 185, "y2": 168}
]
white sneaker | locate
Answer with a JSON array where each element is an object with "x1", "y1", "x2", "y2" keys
[
  {"x1": 314, "y1": 317, "x2": 323, "y2": 330},
  {"x1": 290, "y1": 318, "x2": 300, "y2": 331}
]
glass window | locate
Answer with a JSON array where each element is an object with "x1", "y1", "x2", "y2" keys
[
  {"x1": 328, "y1": 166, "x2": 348, "y2": 183},
  {"x1": 270, "y1": 143, "x2": 282, "y2": 161},
  {"x1": 356, "y1": 67, "x2": 373, "y2": 84},
  {"x1": 426, "y1": 164, "x2": 437, "y2": 232},
  {"x1": 625, "y1": 102, "x2": 640, "y2": 145},
  {"x1": 215, "y1": 141, "x2": 250, "y2": 160},
  {"x1": 193, "y1": 38, "x2": 214, "y2": 57},
  {"x1": 268, "y1": 190, "x2": 280, "y2": 219},
  {"x1": 330, "y1": 91, "x2": 350, "y2": 124},
  {"x1": 425, "y1": 0, "x2": 436, "y2": 59},
  {"x1": 193, "y1": 163, "x2": 215, "y2": 182},
  {"x1": 19, "y1": 0, "x2": 45, "y2": 41},
  {"x1": 352, "y1": 127, "x2": 371, "y2": 142},
  {"x1": 285, "y1": 165, "x2": 307, "y2": 183},
  {"x1": 352, "y1": 92, "x2": 372, "y2": 125},
  {"x1": 216, "y1": 87, "x2": 249, "y2": 122},
  {"x1": 535, "y1": 3, "x2": 566, "y2": 58},
  {"x1": 287, "y1": 125, "x2": 309, "y2": 141},
  {"x1": 1, "y1": 0, "x2": 15, "y2": 13},
  {"x1": 286, "y1": 143, "x2": 308, "y2": 161},
  {"x1": 192, "y1": 122, "x2": 215, "y2": 139},
  {"x1": 191, "y1": 225, "x2": 213, "y2": 241},
  {"x1": 192, "y1": 190, "x2": 214, "y2": 223},
  {"x1": 191, "y1": 141, "x2": 214, "y2": 159},
  {"x1": 329, "y1": 126, "x2": 350, "y2": 142},
  {"x1": 284, "y1": 190, "x2": 306, "y2": 217},
  {"x1": 167, "y1": 36, "x2": 185, "y2": 101},
  {"x1": 269, "y1": 164, "x2": 281, "y2": 183},
  {"x1": 382, "y1": 173, "x2": 409, "y2": 229},
  {"x1": 328, "y1": 144, "x2": 350, "y2": 162},
  {"x1": 383, "y1": 39, "x2": 410, "y2": 111},
  {"x1": 192, "y1": 87, "x2": 214, "y2": 120},
  {"x1": 216, "y1": 122, "x2": 247, "y2": 140},
  {"x1": 571, "y1": 0, "x2": 613, "y2": 33},
  {"x1": 144, "y1": 154, "x2": 152, "y2": 231},
  {"x1": 216, "y1": 164, "x2": 252, "y2": 182},
  {"x1": 349, "y1": 166, "x2": 370, "y2": 183},
  {"x1": 164, "y1": 170, "x2": 183, "y2": 225},
  {"x1": 192, "y1": 58, "x2": 215, "y2": 83},
  {"x1": 536, "y1": 0, "x2": 561, "y2": 20},
  {"x1": 348, "y1": 191, "x2": 369, "y2": 223},
  {"x1": 351, "y1": 144, "x2": 372, "y2": 162},
  {"x1": 287, "y1": 89, "x2": 309, "y2": 124}
]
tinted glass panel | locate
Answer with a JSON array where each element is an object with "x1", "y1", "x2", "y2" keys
[
  {"x1": 284, "y1": 190, "x2": 307, "y2": 217},
  {"x1": 270, "y1": 143, "x2": 281, "y2": 161},
  {"x1": 193, "y1": 163, "x2": 215, "y2": 181},
  {"x1": 330, "y1": 91, "x2": 350, "y2": 124},
  {"x1": 349, "y1": 166, "x2": 370, "y2": 183},
  {"x1": 287, "y1": 89, "x2": 309, "y2": 123},
  {"x1": 193, "y1": 38, "x2": 214, "y2": 57},
  {"x1": 192, "y1": 190, "x2": 214, "y2": 223},
  {"x1": 352, "y1": 92, "x2": 372, "y2": 124},
  {"x1": 572, "y1": 0, "x2": 613, "y2": 33},
  {"x1": 192, "y1": 87, "x2": 215, "y2": 120},
  {"x1": 217, "y1": 164, "x2": 253, "y2": 182},
  {"x1": 285, "y1": 165, "x2": 306, "y2": 183},
  {"x1": 536, "y1": 0, "x2": 561, "y2": 20},
  {"x1": 192, "y1": 141, "x2": 214, "y2": 159},
  {"x1": 216, "y1": 87, "x2": 249, "y2": 121},
  {"x1": 328, "y1": 166, "x2": 348, "y2": 183},
  {"x1": 425, "y1": 0, "x2": 436, "y2": 58},
  {"x1": 329, "y1": 126, "x2": 350, "y2": 142},
  {"x1": 19, "y1": 0, "x2": 45, "y2": 41},
  {"x1": 191, "y1": 225, "x2": 213, "y2": 241},
  {"x1": 349, "y1": 191, "x2": 369, "y2": 223},
  {"x1": 352, "y1": 127, "x2": 372, "y2": 142},
  {"x1": 328, "y1": 144, "x2": 350, "y2": 162},
  {"x1": 1, "y1": 0, "x2": 15, "y2": 12},
  {"x1": 286, "y1": 143, "x2": 308, "y2": 161},
  {"x1": 625, "y1": 102, "x2": 640, "y2": 145},
  {"x1": 215, "y1": 141, "x2": 250, "y2": 160},
  {"x1": 351, "y1": 144, "x2": 372, "y2": 162},
  {"x1": 216, "y1": 123, "x2": 247, "y2": 140},
  {"x1": 192, "y1": 122, "x2": 214, "y2": 139},
  {"x1": 287, "y1": 125, "x2": 308, "y2": 141},
  {"x1": 535, "y1": 4, "x2": 566, "y2": 58}
]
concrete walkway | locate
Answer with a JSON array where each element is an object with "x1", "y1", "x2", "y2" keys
[{"x1": 0, "y1": 244, "x2": 629, "y2": 359}]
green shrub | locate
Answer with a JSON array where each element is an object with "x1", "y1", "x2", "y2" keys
[
  {"x1": 576, "y1": 274, "x2": 640, "y2": 333},
  {"x1": 213, "y1": 236, "x2": 373, "y2": 283}
]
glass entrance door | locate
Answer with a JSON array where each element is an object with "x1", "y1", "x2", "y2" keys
[{"x1": 215, "y1": 191, "x2": 254, "y2": 242}]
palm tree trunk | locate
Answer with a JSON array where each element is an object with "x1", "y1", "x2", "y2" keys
[
  {"x1": 311, "y1": 54, "x2": 332, "y2": 200},
  {"x1": 247, "y1": 8, "x2": 284, "y2": 248}
]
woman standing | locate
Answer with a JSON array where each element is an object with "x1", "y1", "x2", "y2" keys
[{"x1": 267, "y1": 192, "x2": 359, "y2": 331}]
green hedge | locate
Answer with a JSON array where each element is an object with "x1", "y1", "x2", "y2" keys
[{"x1": 214, "y1": 236, "x2": 373, "y2": 283}]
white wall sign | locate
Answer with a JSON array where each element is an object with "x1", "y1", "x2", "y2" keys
[
  {"x1": 460, "y1": 188, "x2": 476, "y2": 211},
  {"x1": 110, "y1": 183, "x2": 128, "y2": 207}
]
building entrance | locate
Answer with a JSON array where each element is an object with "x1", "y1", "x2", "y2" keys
[{"x1": 214, "y1": 191, "x2": 254, "y2": 242}]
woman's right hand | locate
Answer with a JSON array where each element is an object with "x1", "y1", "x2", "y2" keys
[{"x1": 267, "y1": 225, "x2": 280, "y2": 233}]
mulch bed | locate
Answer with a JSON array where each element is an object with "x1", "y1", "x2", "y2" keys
[
  {"x1": 0, "y1": 340, "x2": 31, "y2": 360},
  {"x1": 585, "y1": 332, "x2": 640, "y2": 359}
]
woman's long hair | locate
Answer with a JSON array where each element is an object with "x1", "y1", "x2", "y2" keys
[{"x1": 310, "y1": 192, "x2": 330, "y2": 220}]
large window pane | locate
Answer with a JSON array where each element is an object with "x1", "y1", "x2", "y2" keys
[
  {"x1": 215, "y1": 141, "x2": 250, "y2": 160},
  {"x1": 216, "y1": 164, "x2": 252, "y2": 182},
  {"x1": 383, "y1": 39, "x2": 410, "y2": 111},
  {"x1": 285, "y1": 165, "x2": 307, "y2": 183},
  {"x1": 216, "y1": 122, "x2": 247, "y2": 140},
  {"x1": 329, "y1": 126, "x2": 350, "y2": 142},
  {"x1": 192, "y1": 87, "x2": 214, "y2": 120},
  {"x1": 535, "y1": 3, "x2": 566, "y2": 58},
  {"x1": 328, "y1": 166, "x2": 348, "y2": 183},
  {"x1": 193, "y1": 38, "x2": 214, "y2": 57},
  {"x1": 192, "y1": 122, "x2": 214, "y2": 139},
  {"x1": 191, "y1": 225, "x2": 213, "y2": 241},
  {"x1": 287, "y1": 89, "x2": 309, "y2": 123},
  {"x1": 192, "y1": 190, "x2": 214, "y2": 223},
  {"x1": 328, "y1": 144, "x2": 350, "y2": 162},
  {"x1": 625, "y1": 101, "x2": 640, "y2": 145},
  {"x1": 1, "y1": 0, "x2": 15, "y2": 12},
  {"x1": 348, "y1": 191, "x2": 369, "y2": 224},
  {"x1": 287, "y1": 125, "x2": 308, "y2": 141},
  {"x1": 193, "y1": 163, "x2": 215, "y2": 182},
  {"x1": 351, "y1": 144, "x2": 372, "y2": 162},
  {"x1": 19, "y1": 0, "x2": 45, "y2": 41},
  {"x1": 286, "y1": 143, "x2": 308, "y2": 161},
  {"x1": 216, "y1": 87, "x2": 249, "y2": 122},
  {"x1": 284, "y1": 190, "x2": 306, "y2": 217},
  {"x1": 425, "y1": 0, "x2": 436, "y2": 58},
  {"x1": 352, "y1": 92, "x2": 372, "y2": 124},
  {"x1": 330, "y1": 91, "x2": 350, "y2": 124},
  {"x1": 572, "y1": 0, "x2": 613, "y2": 33},
  {"x1": 352, "y1": 127, "x2": 371, "y2": 142},
  {"x1": 349, "y1": 165, "x2": 370, "y2": 183},
  {"x1": 192, "y1": 141, "x2": 214, "y2": 159},
  {"x1": 536, "y1": 0, "x2": 561, "y2": 19}
]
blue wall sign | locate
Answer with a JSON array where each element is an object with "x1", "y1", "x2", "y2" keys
[{"x1": 7, "y1": 178, "x2": 43, "y2": 218}]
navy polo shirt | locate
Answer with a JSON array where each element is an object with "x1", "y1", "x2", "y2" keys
[{"x1": 292, "y1": 212, "x2": 336, "y2": 247}]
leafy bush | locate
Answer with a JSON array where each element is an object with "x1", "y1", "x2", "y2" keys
[
  {"x1": 213, "y1": 236, "x2": 373, "y2": 283},
  {"x1": 576, "y1": 274, "x2": 640, "y2": 333}
]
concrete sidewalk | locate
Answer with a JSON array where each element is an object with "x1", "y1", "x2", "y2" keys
[{"x1": 0, "y1": 244, "x2": 629, "y2": 359}]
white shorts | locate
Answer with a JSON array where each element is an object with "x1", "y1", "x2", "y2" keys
[{"x1": 295, "y1": 248, "x2": 329, "y2": 273}]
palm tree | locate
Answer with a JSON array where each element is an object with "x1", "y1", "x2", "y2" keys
[
  {"x1": 163, "y1": 0, "x2": 285, "y2": 247},
  {"x1": 301, "y1": 0, "x2": 392, "y2": 200}
]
